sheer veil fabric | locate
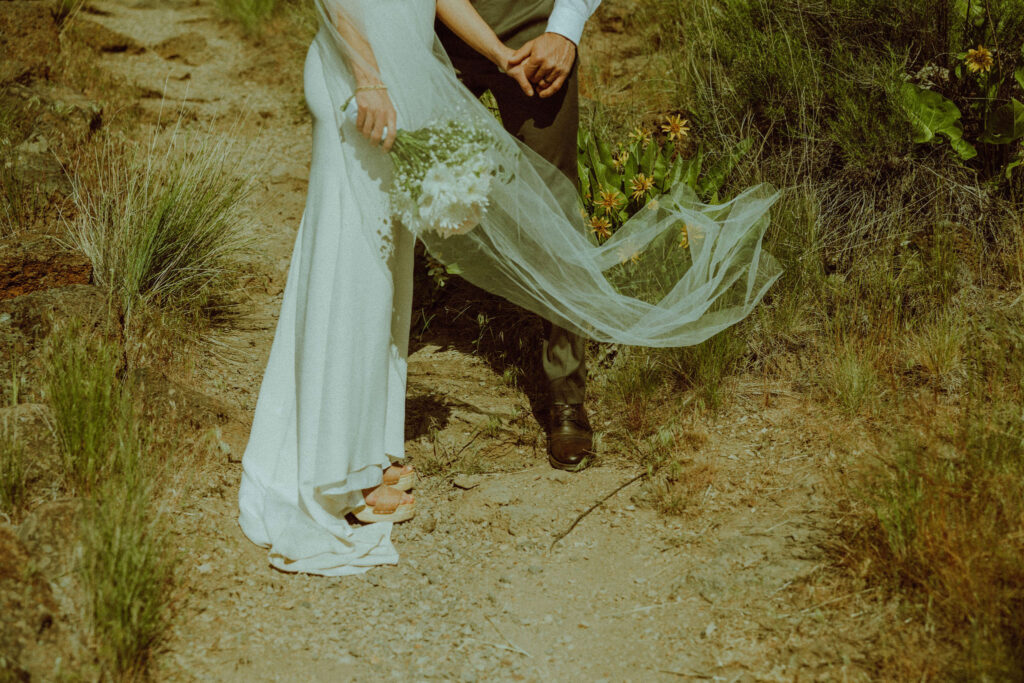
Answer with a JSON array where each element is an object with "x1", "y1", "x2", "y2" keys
[
  {"x1": 312, "y1": 0, "x2": 784, "y2": 347},
  {"x1": 237, "y1": 0, "x2": 783, "y2": 576}
]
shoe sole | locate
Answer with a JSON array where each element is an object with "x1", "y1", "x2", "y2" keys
[
  {"x1": 352, "y1": 502, "x2": 415, "y2": 523},
  {"x1": 548, "y1": 451, "x2": 592, "y2": 472}
]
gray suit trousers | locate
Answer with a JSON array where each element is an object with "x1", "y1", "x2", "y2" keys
[{"x1": 437, "y1": 8, "x2": 587, "y2": 404}]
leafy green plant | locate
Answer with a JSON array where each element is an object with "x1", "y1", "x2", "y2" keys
[
  {"x1": 577, "y1": 120, "x2": 752, "y2": 241},
  {"x1": 900, "y1": 82, "x2": 978, "y2": 160}
]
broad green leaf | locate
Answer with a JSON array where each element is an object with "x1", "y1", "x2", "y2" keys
[
  {"x1": 684, "y1": 146, "x2": 704, "y2": 189},
  {"x1": 1015, "y1": 67, "x2": 1024, "y2": 92},
  {"x1": 1005, "y1": 156, "x2": 1021, "y2": 180},
  {"x1": 624, "y1": 155, "x2": 638, "y2": 179},
  {"x1": 595, "y1": 138, "x2": 614, "y2": 168},
  {"x1": 899, "y1": 82, "x2": 977, "y2": 160},
  {"x1": 640, "y1": 139, "x2": 658, "y2": 175},
  {"x1": 661, "y1": 156, "x2": 686, "y2": 193},
  {"x1": 588, "y1": 141, "x2": 613, "y2": 188},
  {"x1": 979, "y1": 99, "x2": 1024, "y2": 145},
  {"x1": 577, "y1": 159, "x2": 590, "y2": 201},
  {"x1": 651, "y1": 149, "x2": 669, "y2": 185},
  {"x1": 948, "y1": 135, "x2": 978, "y2": 160}
]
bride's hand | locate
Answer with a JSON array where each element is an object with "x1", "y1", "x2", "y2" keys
[
  {"x1": 355, "y1": 85, "x2": 397, "y2": 152},
  {"x1": 494, "y1": 46, "x2": 534, "y2": 98}
]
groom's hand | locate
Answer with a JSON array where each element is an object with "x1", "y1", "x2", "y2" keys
[{"x1": 509, "y1": 33, "x2": 576, "y2": 98}]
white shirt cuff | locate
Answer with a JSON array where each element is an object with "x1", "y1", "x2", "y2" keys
[{"x1": 545, "y1": 5, "x2": 588, "y2": 46}]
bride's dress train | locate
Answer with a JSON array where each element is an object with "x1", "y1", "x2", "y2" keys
[
  {"x1": 237, "y1": 37, "x2": 417, "y2": 576},
  {"x1": 238, "y1": 0, "x2": 781, "y2": 575}
]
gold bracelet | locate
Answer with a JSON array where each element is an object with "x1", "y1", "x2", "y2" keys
[{"x1": 355, "y1": 84, "x2": 388, "y2": 93}]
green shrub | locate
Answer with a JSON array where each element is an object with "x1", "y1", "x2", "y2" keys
[
  {"x1": 43, "y1": 318, "x2": 136, "y2": 496},
  {"x1": 77, "y1": 447, "x2": 178, "y2": 678},
  {"x1": 65, "y1": 123, "x2": 255, "y2": 339}
]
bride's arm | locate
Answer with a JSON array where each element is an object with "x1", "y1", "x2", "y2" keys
[
  {"x1": 328, "y1": 6, "x2": 398, "y2": 150},
  {"x1": 435, "y1": 0, "x2": 535, "y2": 96}
]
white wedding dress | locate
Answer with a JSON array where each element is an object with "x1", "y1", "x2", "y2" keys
[
  {"x1": 237, "y1": 1, "x2": 437, "y2": 576},
  {"x1": 239, "y1": 0, "x2": 782, "y2": 576}
]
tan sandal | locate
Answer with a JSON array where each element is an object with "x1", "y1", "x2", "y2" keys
[
  {"x1": 382, "y1": 463, "x2": 416, "y2": 492},
  {"x1": 352, "y1": 484, "x2": 415, "y2": 524}
]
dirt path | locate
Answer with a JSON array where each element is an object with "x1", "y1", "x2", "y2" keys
[{"x1": 82, "y1": 1, "x2": 878, "y2": 679}]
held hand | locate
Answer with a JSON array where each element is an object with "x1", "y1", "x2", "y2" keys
[
  {"x1": 509, "y1": 33, "x2": 576, "y2": 98},
  {"x1": 495, "y1": 45, "x2": 534, "y2": 97},
  {"x1": 355, "y1": 86, "x2": 397, "y2": 152}
]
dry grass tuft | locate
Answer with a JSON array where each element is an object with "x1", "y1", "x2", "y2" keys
[{"x1": 63, "y1": 110, "x2": 258, "y2": 354}]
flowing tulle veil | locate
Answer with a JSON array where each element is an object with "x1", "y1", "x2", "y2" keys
[{"x1": 311, "y1": 0, "x2": 783, "y2": 347}]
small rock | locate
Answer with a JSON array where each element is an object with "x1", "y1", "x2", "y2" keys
[
  {"x1": 528, "y1": 565, "x2": 544, "y2": 574},
  {"x1": 196, "y1": 562, "x2": 213, "y2": 575}
]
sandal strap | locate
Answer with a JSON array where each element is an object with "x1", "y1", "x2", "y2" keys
[
  {"x1": 367, "y1": 485, "x2": 409, "y2": 514},
  {"x1": 382, "y1": 463, "x2": 414, "y2": 485}
]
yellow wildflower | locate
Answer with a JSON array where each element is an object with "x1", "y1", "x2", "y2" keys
[
  {"x1": 612, "y1": 150, "x2": 630, "y2": 173},
  {"x1": 630, "y1": 173, "x2": 655, "y2": 201},
  {"x1": 679, "y1": 224, "x2": 690, "y2": 249},
  {"x1": 595, "y1": 187, "x2": 625, "y2": 214},
  {"x1": 965, "y1": 45, "x2": 994, "y2": 73},
  {"x1": 588, "y1": 215, "x2": 613, "y2": 241},
  {"x1": 661, "y1": 114, "x2": 691, "y2": 142},
  {"x1": 629, "y1": 126, "x2": 653, "y2": 147}
]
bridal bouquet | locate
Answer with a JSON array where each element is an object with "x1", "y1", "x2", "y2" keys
[{"x1": 388, "y1": 119, "x2": 509, "y2": 238}]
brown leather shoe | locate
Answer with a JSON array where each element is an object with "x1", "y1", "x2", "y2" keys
[{"x1": 547, "y1": 403, "x2": 593, "y2": 472}]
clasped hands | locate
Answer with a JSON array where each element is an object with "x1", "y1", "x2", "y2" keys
[
  {"x1": 499, "y1": 32, "x2": 577, "y2": 99},
  {"x1": 354, "y1": 33, "x2": 576, "y2": 152}
]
